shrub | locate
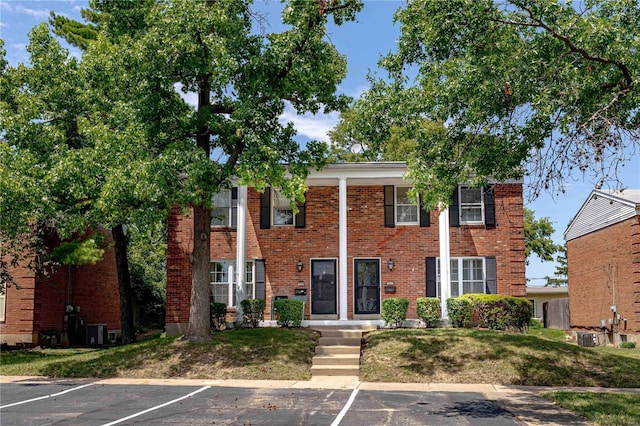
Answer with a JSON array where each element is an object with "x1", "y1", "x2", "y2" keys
[
  {"x1": 273, "y1": 299, "x2": 303, "y2": 328},
  {"x1": 446, "y1": 297, "x2": 473, "y2": 328},
  {"x1": 529, "y1": 318, "x2": 543, "y2": 329},
  {"x1": 463, "y1": 294, "x2": 532, "y2": 332},
  {"x1": 210, "y1": 302, "x2": 228, "y2": 331},
  {"x1": 620, "y1": 342, "x2": 636, "y2": 349},
  {"x1": 240, "y1": 299, "x2": 266, "y2": 328},
  {"x1": 381, "y1": 298, "x2": 409, "y2": 328},
  {"x1": 416, "y1": 297, "x2": 441, "y2": 328}
]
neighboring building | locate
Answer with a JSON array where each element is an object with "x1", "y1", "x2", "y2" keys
[
  {"x1": 165, "y1": 162, "x2": 526, "y2": 334},
  {"x1": 526, "y1": 285, "x2": 569, "y2": 321},
  {"x1": 0, "y1": 232, "x2": 121, "y2": 346},
  {"x1": 564, "y1": 189, "x2": 640, "y2": 344}
]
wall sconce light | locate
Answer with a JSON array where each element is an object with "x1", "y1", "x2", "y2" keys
[
  {"x1": 297, "y1": 260, "x2": 304, "y2": 273},
  {"x1": 387, "y1": 258, "x2": 394, "y2": 271}
]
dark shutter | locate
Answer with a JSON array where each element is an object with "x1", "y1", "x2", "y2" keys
[
  {"x1": 426, "y1": 257, "x2": 437, "y2": 297},
  {"x1": 449, "y1": 186, "x2": 460, "y2": 227},
  {"x1": 259, "y1": 188, "x2": 271, "y2": 229},
  {"x1": 255, "y1": 259, "x2": 266, "y2": 300},
  {"x1": 231, "y1": 187, "x2": 238, "y2": 229},
  {"x1": 384, "y1": 185, "x2": 395, "y2": 228},
  {"x1": 419, "y1": 195, "x2": 430, "y2": 227},
  {"x1": 485, "y1": 256, "x2": 497, "y2": 294},
  {"x1": 295, "y1": 199, "x2": 306, "y2": 228},
  {"x1": 484, "y1": 185, "x2": 496, "y2": 226}
]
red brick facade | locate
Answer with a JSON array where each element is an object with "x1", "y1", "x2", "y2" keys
[
  {"x1": 1, "y1": 232, "x2": 121, "y2": 346},
  {"x1": 166, "y1": 180, "x2": 526, "y2": 331},
  {"x1": 567, "y1": 216, "x2": 640, "y2": 337}
]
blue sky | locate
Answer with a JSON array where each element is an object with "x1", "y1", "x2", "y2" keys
[{"x1": 2, "y1": 0, "x2": 639, "y2": 283}]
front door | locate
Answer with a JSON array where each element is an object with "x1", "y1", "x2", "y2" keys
[
  {"x1": 354, "y1": 259, "x2": 381, "y2": 314},
  {"x1": 311, "y1": 259, "x2": 337, "y2": 315}
]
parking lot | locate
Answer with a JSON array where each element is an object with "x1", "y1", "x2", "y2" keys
[{"x1": 0, "y1": 378, "x2": 530, "y2": 426}]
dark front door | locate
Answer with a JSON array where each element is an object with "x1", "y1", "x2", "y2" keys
[
  {"x1": 311, "y1": 259, "x2": 337, "y2": 315},
  {"x1": 354, "y1": 259, "x2": 380, "y2": 314}
]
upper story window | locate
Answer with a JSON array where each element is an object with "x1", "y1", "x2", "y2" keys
[
  {"x1": 211, "y1": 188, "x2": 237, "y2": 228},
  {"x1": 395, "y1": 187, "x2": 419, "y2": 225},
  {"x1": 273, "y1": 190, "x2": 295, "y2": 226},
  {"x1": 259, "y1": 188, "x2": 305, "y2": 229},
  {"x1": 459, "y1": 186, "x2": 483, "y2": 224}
]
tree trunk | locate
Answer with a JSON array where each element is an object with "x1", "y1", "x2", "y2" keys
[{"x1": 112, "y1": 224, "x2": 136, "y2": 344}]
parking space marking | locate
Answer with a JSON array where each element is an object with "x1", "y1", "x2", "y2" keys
[
  {"x1": 0, "y1": 383, "x2": 95, "y2": 409},
  {"x1": 101, "y1": 385, "x2": 211, "y2": 426},
  {"x1": 330, "y1": 387, "x2": 360, "y2": 426}
]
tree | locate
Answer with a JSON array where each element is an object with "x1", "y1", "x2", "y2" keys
[
  {"x1": 524, "y1": 207, "x2": 562, "y2": 264},
  {"x1": 338, "y1": 0, "x2": 639, "y2": 206},
  {"x1": 545, "y1": 245, "x2": 568, "y2": 286}
]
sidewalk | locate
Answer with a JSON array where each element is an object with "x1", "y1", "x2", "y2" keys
[{"x1": 4, "y1": 375, "x2": 640, "y2": 425}]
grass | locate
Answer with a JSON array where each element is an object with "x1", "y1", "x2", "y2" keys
[
  {"x1": 359, "y1": 328, "x2": 640, "y2": 387},
  {"x1": 542, "y1": 391, "x2": 640, "y2": 426},
  {"x1": 0, "y1": 328, "x2": 319, "y2": 380}
]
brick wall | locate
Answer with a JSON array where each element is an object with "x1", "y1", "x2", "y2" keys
[
  {"x1": 0, "y1": 258, "x2": 36, "y2": 345},
  {"x1": 166, "y1": 183, "x2": 525, "y2": 326},
  {"x1": 568, "y1": 216, "x2": 640, "y2": 334}
]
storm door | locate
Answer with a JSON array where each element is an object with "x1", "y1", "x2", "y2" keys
[
  {"x1": 354, "y1": 259, "x2": 381, "y2": 315},
  {"x1": 311, "y1": 259, "x2": 337, "y2": 315}
]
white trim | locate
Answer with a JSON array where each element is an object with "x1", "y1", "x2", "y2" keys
[
  {"x1": 235, "y1": 185, "x2": 247, "y2": 318},
  {"x1": 458, "y1": 186, "x2": 484, "y2": 225},
  {"x1": 438, "y1": 205, "x2": 451, "y2": 318},
  {"x1": 395, "y1": 186, "x2": 419, "y2": 226},
  {"x1": 339, "y1": 177, "x2": 348, "y2": 320}
]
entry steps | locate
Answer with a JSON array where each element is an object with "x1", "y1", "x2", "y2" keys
[{"x1": 310, "y1": 325, "x2": 377, "y2": 377}]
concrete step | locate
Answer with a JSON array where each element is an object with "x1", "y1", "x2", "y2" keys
[
  {"x1": 317, "y1": 330, "x2": 363, "y2": 338},
  {"x1": 315, "y1": 345, "x2": 361, "y2": 355},
  {"x1": 318, "y1": 337, "x2": 362, "y2": 346},
  {"x1": 312, "y1": 354, "x2": 360, "y2": 366},
  {"x1": 311, "y1": 365, "x2": 360, "y2": 376},
  {"x1": 311, "y1": 325, "x2": 378, "y2": 331}
]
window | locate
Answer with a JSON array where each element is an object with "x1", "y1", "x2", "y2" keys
[
  {"x1": 529, "y1": 299, "x2": 537, "y2": 318},
  {"x1": 437, "y1": 258, "x2": 486, "y2": 297},
  {"x1": 210, "y1": 260, "x2": 254, "y2": 306},
  {"x1": 0, "y1": 291, "x2": 5, "y2": 322},
  {"x1": 211, "y1": 189, "x2": 237, "y2": 228},
  {"x1": 459, "y1": 186, "x2": 483, "y2": 224},
  {"x1": 272, "y1": 190, "x2": 298, "y2": 226},
  {"x1": 395, "y1": 187, "x2": 418, "y2": 225}
]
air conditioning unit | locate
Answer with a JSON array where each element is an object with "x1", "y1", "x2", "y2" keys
[
  {"x1": 576, "y1": 332, "x2": 597, "y2": 347},
  {"x1": 86, "y1": 324, "x2": 108, "y2": 346}
]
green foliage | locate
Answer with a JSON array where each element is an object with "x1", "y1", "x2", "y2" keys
[
  {"x1": 240, "y1": 299, "x2": 266, "y2": 328},
  {"x1": 273, "y1": 299, "x2": 303, "y2": 328},
  {"x1": 524, "y1": 208, "x2": 561, "y2": 264},
  {"x1": 416, "y1": 297, "x2": 440, "y2": 328},
  {"x1": 210, "y1": 302, "x2": 228, "y2": 331},
  {"x1": 49, "y1": 234, "x2": 105, "y2": 265},
  {"x1": 446, "y1": 297, "x2": 473, "y2": 328},
  {"x1": 381, "y1": 298, "x2": 409, "y2": 328},
  {"x1": 620, "y1": 342, "x2": 636, "y2": 349},
  {"x1": 543, "y1": 391, "x2": 640, "y2": 426},
  {"x1": 463, "y1": 294, "x2": 532, "y2": 332}
]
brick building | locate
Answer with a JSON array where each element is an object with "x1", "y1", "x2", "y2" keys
[
  {"x1": 0, "y1": 231, "x2": 121, "y2": 346},
  {"x1": 165, "y1": 162, "x2": 526, "y2": 334},
  {"x1": 564, "y1": 189, "x2": 640, "y2": 344}
]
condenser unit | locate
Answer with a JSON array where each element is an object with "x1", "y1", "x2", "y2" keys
[{"x1": 576, "y1": 332, "x2": 597, "y2": 347}]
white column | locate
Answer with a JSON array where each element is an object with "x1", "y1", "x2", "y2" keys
[
  {"x1": 339, "y1": 177, "x2": 348, "y2": 320},
  {"x1": 438, "y1": 204, "x2": 451, "y2": 319},
  {"x1": 235, "y1": 185, "x2": 248, "y2": 320}
]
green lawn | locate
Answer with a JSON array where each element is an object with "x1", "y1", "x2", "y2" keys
[{"x1": 543, "y1": 391, "x2": 640, "y2": 426}]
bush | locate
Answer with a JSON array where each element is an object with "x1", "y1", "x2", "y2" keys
[
  {"x1": 381, "y1": 298, "x2": 409, "y2": 328},
  {"x1": 620, "y1": 342, "x2": 636, "y2": 349},
  {"x1": 240, "y1": 299, "x2": 266, "y2": 328},
  {"x1": 463, "y1": 294, "x2": 532, "y2": 332},
  {"x1": 273, "y1": 299, "x2": 303, "y2": 328},
  {"x1": 416, "y1": 297, "x2": 440, "y2": 328},
  {"x1": 446, "y1": 297, "x2": 473, "y2": 328},
  {"x1": 210, "y1": 302, "x2": 228, "y2": 331},
  {"x1": 529, "y1": 318, "x2": 543, "y2": 329}
]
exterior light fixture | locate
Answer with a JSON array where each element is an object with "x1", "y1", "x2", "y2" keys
[
  {"x1": 388, "y1": 258, "x2": 394, "y2": 271},
  {"x1": 297, "y1": 260, "x2": 304, "y2": 273}
]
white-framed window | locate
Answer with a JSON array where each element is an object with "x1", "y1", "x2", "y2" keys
[
  {"x1": 0, "y1": 291, "x2": 5, "y2": 322},
  {"x1": 272, "y1": 189, "x2": 295, "y2": 226},
  {"x1": 210, "y1": 260, "x2": 254, "y2": 306},
  {"x1": 395, "y1": 187, "x2": 418, "y2": 225},
  {"x1": 529, "y1": 299, "x2": 537, "y2": 318},
  {"x1": 211, "y1": 189, "x2": 237, "y2": 228},
  {"x1": 437, "y1": 257, "x2": 486, "y2": 297},
  {"x1": 459, "y1": 186, "x2": 483, "y2": 224}
]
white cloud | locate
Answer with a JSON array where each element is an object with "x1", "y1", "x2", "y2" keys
[
  {"x1": 279, "y1": 104, "x2": 340, "y2": 142},
  {"x1": 10, "y1": 4, "x2": 51, "y2": 20}
]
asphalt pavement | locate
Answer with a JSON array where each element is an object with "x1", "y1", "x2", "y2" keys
[{"x1": 2, "y1": 376, "x2": 637, "y2": 425}]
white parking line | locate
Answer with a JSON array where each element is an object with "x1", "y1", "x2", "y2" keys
[
  {"x1": 330, "y1": 387, "x2": 360, "y2": 426},
  {"x1": 101, "y1": 385, "x2": 211, "y2": 426},
  {"x1": 0, "y1": 383, "x2": 95, "y2": 409}
]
